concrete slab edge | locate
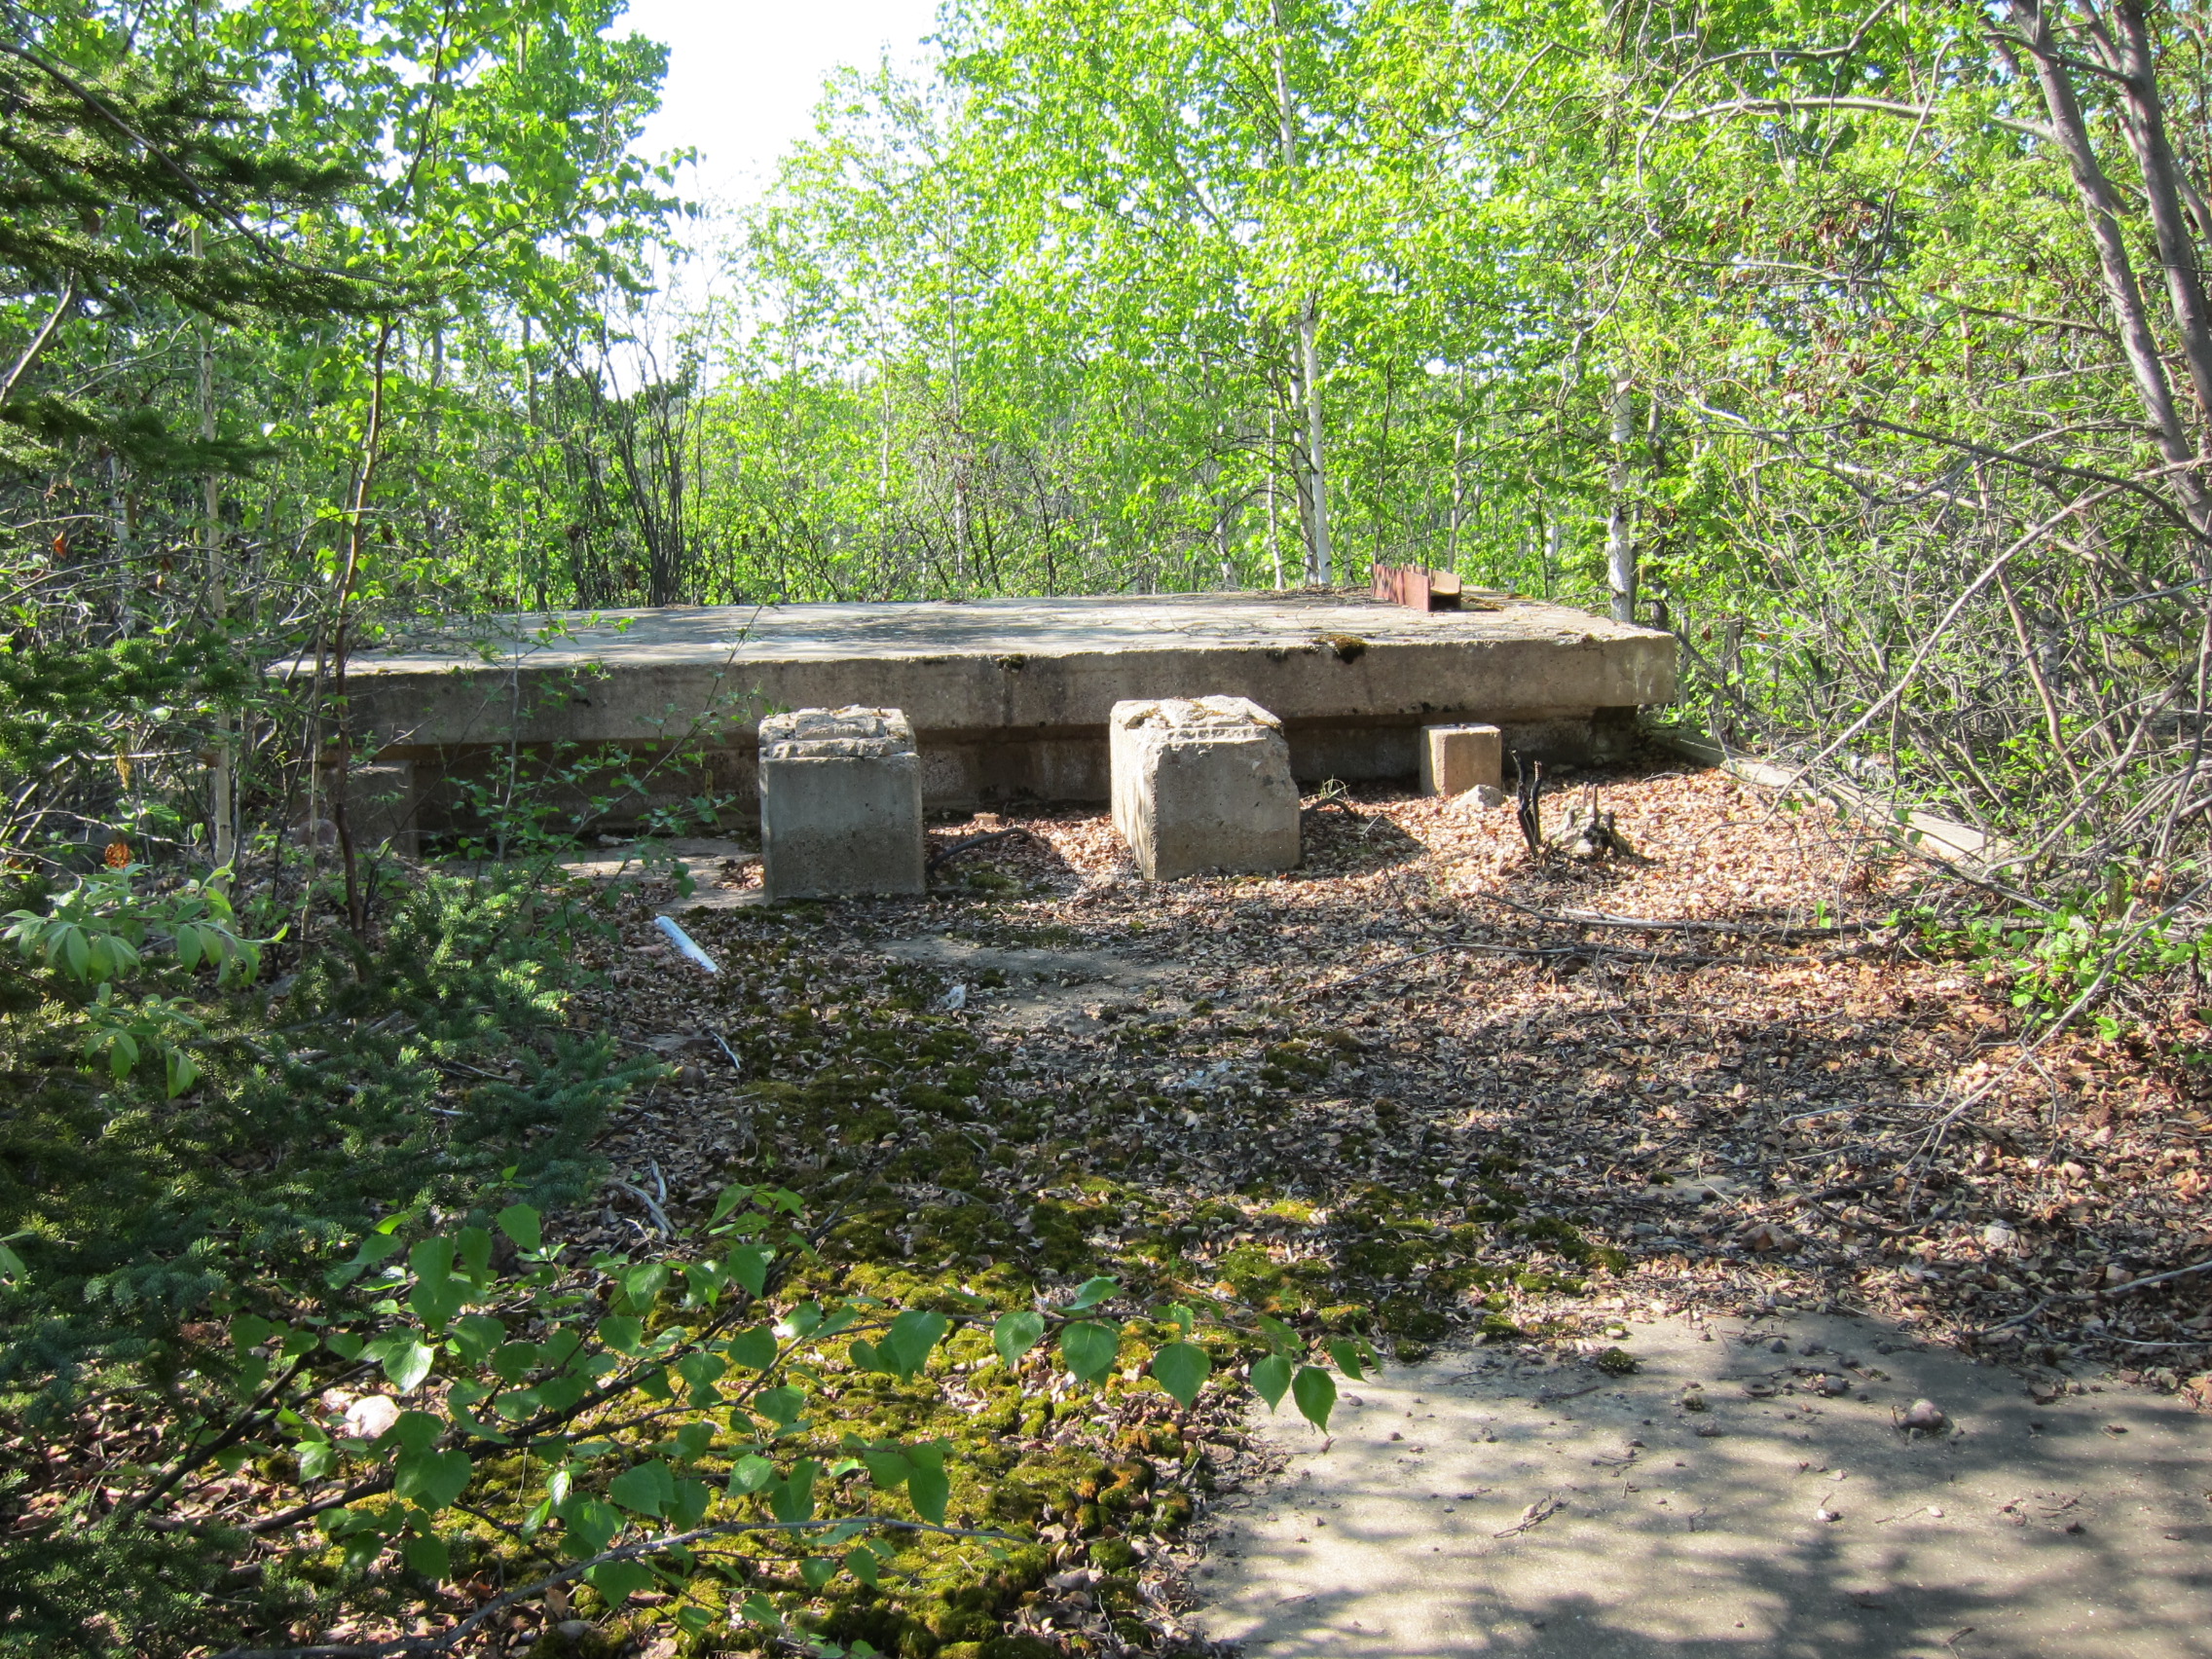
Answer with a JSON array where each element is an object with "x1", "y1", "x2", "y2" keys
[{"x1": 1650, "y1": 727, "x2": 2015, "y2": 877}]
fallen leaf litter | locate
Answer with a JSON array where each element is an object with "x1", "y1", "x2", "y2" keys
[{"x1": 552, "y1": 755, "x2": 2212, "y2": 1652}]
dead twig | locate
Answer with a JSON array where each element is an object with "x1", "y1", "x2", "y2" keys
[
  {"x1": 1493, "y1": 1493, "x2": 1564, "y2": 1537},
  {"x1": 928, "y1": 828, "x2": 1034, "y2": 871},
  {"x1": 608, "y1": 1176, "x2": 673, "y2": 1237}
]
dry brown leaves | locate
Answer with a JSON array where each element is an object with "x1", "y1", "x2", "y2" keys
[{"x1": 573, "y1": 758, "x2": 2212, "y2": 1403}]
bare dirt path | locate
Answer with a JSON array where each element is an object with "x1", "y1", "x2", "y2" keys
[{"x1": 1197, "y1": 1311, "x2": 2209, "y2": 1657}]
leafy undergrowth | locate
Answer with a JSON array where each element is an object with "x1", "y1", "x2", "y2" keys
[
  {"x1": 554, "y1": 756, "x2": 2212, "y2": 1655},
  {"x1": 0, "y1": 868, "x2": 648, "y2": 1657}
]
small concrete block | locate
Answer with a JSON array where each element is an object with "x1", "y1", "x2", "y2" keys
[
  {"x1": 759, "y1": 706, "x2": 925, "y2": 900},
  {"x1": 345, "y1": 761, "x2": 419, "y2": 856},
  {"x1": 1419, "y1": 723, "x2": 1502, "y2": 796},
  {"x1": 1110, "y1": 695, "x2": 1300, "y2": 880}
]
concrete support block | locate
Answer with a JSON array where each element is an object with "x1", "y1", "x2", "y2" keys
[
  {"x1": 759, "y1": 707, "x2": 925, "y2": 900},
  {"x1": 339, "y1": 760, "x2": 418, "y2": 856},
  {"x1": 1110, "y1": 696, "x2": 1300, "y2": 880},
  {"x1": 1419, "y1": 723, "x2": 1503, "y2": 796}
]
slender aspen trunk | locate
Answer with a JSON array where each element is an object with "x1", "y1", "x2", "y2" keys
[
  {"x1": 2018, "y1": 1, "x2": 2212, "y2": 554},
  {"x1": 2096, "y1": 0, "x2": 2212, "y2": 428},
  {"x1": 193, "y1": 222, "x2": 233, "y2": 866},
  {"x1": 1271, "y1": 2, "x2": 1330, "y2": 585},
  {"x1": 1267, "y1": 403, "x2": 1283, "y2": 590},
  {"x1": 1605, "y1": 380, "x2": 1637, "y2": 623}
]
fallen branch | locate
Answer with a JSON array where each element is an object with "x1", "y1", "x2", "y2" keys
[
  {"x1": 1481, "y1": 893, "x2": 1884, "y2": 939},
  {"x1": 928, "y1": 827, "x2": 1034, "y2": 871},
  {"x1": 1493, "y1": 1493, "x2": 1564, "y2": 1537}
]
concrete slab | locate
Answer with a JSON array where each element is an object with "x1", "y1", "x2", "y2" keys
[
  {"x1": 1197, "y1": 1312, "x2": 2212, "y2": 1658},
  {"x1": 323, "y1": 593, "x2": 1674, "y2": 834}
]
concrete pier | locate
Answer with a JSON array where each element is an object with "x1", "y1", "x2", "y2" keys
[{"x1": 327, "y1": 592, "x2": 1675, "y2": 837}]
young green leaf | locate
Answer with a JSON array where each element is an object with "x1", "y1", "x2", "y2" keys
[
  {"x1": 586, "y1": 1559, "x2": 656, "y2": 1603},
  {"x1": 1291, "y1": 1365, "x2": 1337, "y2": 1433},
  {"x1": 379, "y1": 1336, "x2": 434, "y2": 1394},
  {"x1": 608, "y1": 1459, "x2": 676, "y2": 1517},
  {"x1": 727, "y1": 1453, "x2": 776, "y2": 1495},
  {"x1": 400, "y1": 1530, "x2": 451, "y2": 1582},
  {"x1": 992, "y1": 1309, "x2": 1046, "y2": 1369},
  {"x1": 1068, "y1": 1275, "x2": 1120, "y2": 1311},
  {"x1": 1249, "y1": 1352, "x2": 1293, "y2": 1409},
  {"x1": 879, "y1": 1309, "x2": 949, "y2": 1379},
  {"x1": 1150, "y1": 1341, "x2": 1211, "y2": 1407},
  {"x1": 724, "y1": 1326, "x2": 779, "y2": 1371},
  {"x1": 393, "y1": 1447, "x2": 472, "y2": 1511},
  {"x1": 1059, "y1": 1320, "x2": 1119, "y2": 1384},
  {"x1": 846, "y1": 1543, "x2": 881, "y2": 1586},
  {"x1": 908, "y1": 1462, "x2": 950, "y2": 1524},
  {"x1": 496, "y1": 1203, "x2": 541, "y2": 1253}
]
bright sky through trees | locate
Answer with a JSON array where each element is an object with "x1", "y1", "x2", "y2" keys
[{"x1": 620, "y1": 0, "x2": 941, "y2": 208}]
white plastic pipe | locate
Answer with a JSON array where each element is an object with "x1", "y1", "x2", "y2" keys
[{"x1": 653, "y1": 915, "x2": 719, "y2": 975}]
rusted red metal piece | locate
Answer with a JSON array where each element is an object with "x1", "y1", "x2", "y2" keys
[{"x1": 1372, "y1": 564, "x2": 1463, "y2": 611}]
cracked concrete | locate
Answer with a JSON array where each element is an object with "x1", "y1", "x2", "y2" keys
[{"x1": 1196, "y1": 1310, "x2": 2212, "y2": 1658}]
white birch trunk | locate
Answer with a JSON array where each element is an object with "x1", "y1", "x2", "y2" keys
[
  {"x1": 1605, "y1": 380, "x2": 1637, "y2": 624},
  {"x1": 1272, "y1": 5, "x2": 1330, "y2": 586}
]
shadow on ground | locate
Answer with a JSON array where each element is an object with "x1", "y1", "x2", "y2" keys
[{"x1": 1197, "y1": 1312, "x2": 2212, "y2": 1658}]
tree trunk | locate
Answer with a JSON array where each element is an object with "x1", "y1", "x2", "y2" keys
[
  {"x1": 1605, "y1": 380, "x2": 1637, "y2": 623},
  {"x1": 1272, "y1": 5, "x2": 1331, "y2": 586},
  {"x1": 2016, "y1": 1, "x2": 2212, "y2": 554},
  {"x1": 2093, "y1": 0, "x2": 2212, "y2": 429},
  {"x1": 195, "y1": 221, "x2": 232, "y2": 866}
]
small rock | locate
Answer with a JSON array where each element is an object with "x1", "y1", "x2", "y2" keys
[
  {"x1": 343, "y1": 1394, "x2": 401, "y2": 1440},
  {"x1": 1899, "y1": 1398, "x2": 1947, "y2": 1433},
  {"x1": 1460, "y1": 784, "x2": 1510, "y2": 809},
  {"x1": 1815, "y1": 1505, "x2": 1841, "y2": 1523},
  {"x1": 1927, "y1": 1506, "x2": 1944, "y2": 1518}
]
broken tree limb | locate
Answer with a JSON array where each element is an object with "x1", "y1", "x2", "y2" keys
[{"x1": 1480, "y1": 893, "x2": 1884, "y2": 939}]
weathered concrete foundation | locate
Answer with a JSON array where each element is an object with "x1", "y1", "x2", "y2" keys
[
  {"x1": 325, "y1": 592, "x2": 1675, "y2": 840},
  {"x1": 758, "y1": 708, "x2": 925, "y2": 900},
  {"x1": 1110, "y1": 697, "x2": 1301, "y2": 880},
  {"x1": 1418, "y1": 723, "x2": 1503, "y2": 797}
]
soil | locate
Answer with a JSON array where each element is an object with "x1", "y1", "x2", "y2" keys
[{"x1": 560, "y1": 753, "x2": 2212, "y2": 1654}]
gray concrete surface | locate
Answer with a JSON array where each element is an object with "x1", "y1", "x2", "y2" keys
[
  {"x1": 318, "y1": 593, "x2": 1674, "y2": 832},
  {"x1": 1197, "y1": 1311, "x2": 2211, "y2": 1658},
  {"x1": 1420, "y1": 723, "x2": 1504, "y2": 796},
  {"x1": 1111, "y1": 696, "x2": 1301, "y2": 880},
  {"x1": 758, "y1": 707, "x2": 925, "y2": 900}
]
